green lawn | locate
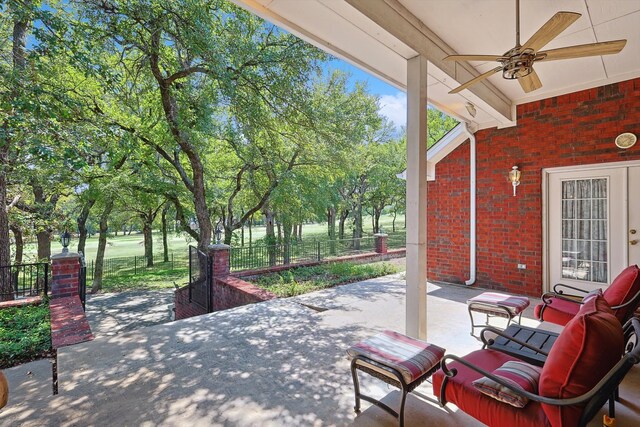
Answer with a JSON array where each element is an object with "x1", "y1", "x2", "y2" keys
[
  {"x1": 248, "y1": 261, "x2": 401, "y2": 298},
  {"x1": 21, "y1": 214, "x2": 405, "y2": 263},
  {"x1": 0, "y1": 302, "x2": 52, "y2": 369}
]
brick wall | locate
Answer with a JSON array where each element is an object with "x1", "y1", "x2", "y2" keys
[
  {"x1": 174, "y1": 285, "x2": 208, "y2": 320},
  {"x1": 212, "y1": 276, "x2": 276, "y2": 312},
  {"x1": 428, "y1": 78, "x2": 640, "y2": 296}
]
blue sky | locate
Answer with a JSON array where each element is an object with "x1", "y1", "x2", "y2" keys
[{"x1": 326, "y1": 58, "x2": 408, "y2": 130}]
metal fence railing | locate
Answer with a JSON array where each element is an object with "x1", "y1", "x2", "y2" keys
[
  {"x1": 189, "y1": 246, "x2": 211, "y2": 312},
  {"x1": 85, "y1": 252, "x2": 188, "y2": 282},
  {"x1": 229, "y1": 235, "x2": 382, "y2": 272},
  {"x1": 0, "y1": 262, "x2": 49, "y2": 300},
  {"x1": 79, "y1": 253, "x2": 87, "y2": 311},
  {"x1": 387, "y1": 232, "x2": 406, "y2": 249}
]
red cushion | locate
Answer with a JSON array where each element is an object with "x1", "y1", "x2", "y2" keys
[
  {"x1": 539, "y1": 295, "x2": 624, "y2": 427},
  {"x1": 534, "y1": 298, "x2": 580, "y2": 326},
  {"x1": 433, "y1": 349, "x2": 551, "y2": 427},
  {"x1": 603, "y1": 265, "x2": 640, "y2": 323}
]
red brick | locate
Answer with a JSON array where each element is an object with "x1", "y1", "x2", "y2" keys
[{"x1": 427, "y1": 78, "x2": 640, "y2": 296}]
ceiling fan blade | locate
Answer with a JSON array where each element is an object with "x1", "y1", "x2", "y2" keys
[
  {"x1": 537, "y1": 40, "x2": 627, "y2": 61},
  {"x1": 521, "y1": 12, "x2": 581, "y2": 52},
  {"x1": 444, "y1": 54, "x2": 504, "y2": 62},
  {"x1": 519, "y1": 69, "x2": 542, "y2": 93},
  {"x1": 449, "y1": 67, "x2": 502, "y2": 94}
]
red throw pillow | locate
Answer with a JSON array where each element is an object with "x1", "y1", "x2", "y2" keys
[
  {"x1": 539, "y1": 294, "x2": 623, "y2": 427},
  {"x1": 602, "y1": 265, "x2": 640, "y2": 323}
]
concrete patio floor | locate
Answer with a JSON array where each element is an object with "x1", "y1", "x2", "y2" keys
[{"x1": 1, "y1": 273, "x2": 639, "y2": 426}]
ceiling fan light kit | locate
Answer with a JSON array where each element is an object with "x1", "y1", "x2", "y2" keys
[{"x1": 445, "y1": 0, "x2": 627, "y2": 95}]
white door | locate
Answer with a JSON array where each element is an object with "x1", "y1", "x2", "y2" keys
[
  {"x1": 629, "y1": 166, "x2": 640, "y2": 268},
  {"x1": 547, "y1": 165, "x2": 639, "y2": 292}
]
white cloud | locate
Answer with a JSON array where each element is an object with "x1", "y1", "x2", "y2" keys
[{"x1": 378, "y1": 92, "x2": 407, "y2": 130}]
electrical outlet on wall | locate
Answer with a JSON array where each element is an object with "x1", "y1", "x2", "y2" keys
[{"x1": 517, "y1": 264, "x2": 527, "y2": 270}]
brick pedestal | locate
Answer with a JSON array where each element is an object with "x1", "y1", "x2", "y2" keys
[
  {"x1": 50, "y1": 252, "x2": 81, "y2": 299},
  {"x1": 208, "y1": 244, "x2": 231, "y2": 277},
  {"x1": 374, "y1": 233, "x2": 388, "y2": 254}
]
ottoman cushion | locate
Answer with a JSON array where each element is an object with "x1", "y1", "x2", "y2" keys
[
  {"x1": 468, "y1": 292, "x2": 531, "y2": 316},
  {"x1": 347, "y1": 330, "x2": 445, "y2": 384}
]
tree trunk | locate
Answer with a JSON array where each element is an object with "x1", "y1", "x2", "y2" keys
[
  {"x1": 354, "y1": 198, "x2": 363, "y2": 249},
  {"x1": 36, "y1": 230, "x2": 51, "y2": 261},
  {"x1": 392, "y1": 210, "x2": 397, "y2": 232},
  {"x1": 276, "y1": 220, "x2": 282, "y2": 244},
  {"x1": 0, "y1": 3, "x2": 31, "y2": 300},
  {"x1": 142, "y1": 214, "x2": 153, "y2": 267},
  {"x1": 338, "y1": 209, "x2": 349, "y2": 240},
  {"x1": 10, "y1": 225, "x2": 23, "y2": 265},
  {"x1": 91, "y1": 200, "x2": 114, "y2": 293},
  {"x1": 282, "y1": 216, "x2": 292, "y2": 265},
  {"x1": 162, "y1": 204, "x2": 169, "y2": 263},
  {"x1": 327, "y1": 207, "x2": 336, "y2": 255},
  {"x1": 248, "y1": 218, "x2": 252, "y2": 246},
  {"x1": 264, "y1": 209, "x2": 276, "y2": 266},
  {"x1": 128, "y1": 225, "x2": 133, "y2": 235},
  {"x1": 298, "y1": 223, "x2": 302, "y2": 241},
  {"x1": 77, "y1": 199, "x2": 95, "y2": 256}
]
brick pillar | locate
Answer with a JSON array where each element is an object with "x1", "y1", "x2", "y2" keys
[
  {"x1": 50, "y1": 252, "x2": 81, "y2": 299},
  {"x1": 208, "y1": 244, "x2": 230, "y2": 277},
  {"x1": 374, "y1": 233, "x2": 388, "y2": 254}
]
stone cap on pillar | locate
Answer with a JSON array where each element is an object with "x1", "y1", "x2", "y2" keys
[
  {"x1": 51, "y1": 252, "x2": 81, "y2": 261},
  {"x1": 207, "y1": 244, "x2": 231, "y2": 257},
  {"x1": 373, "y1": 233, "x2": 388, "y2": 237}
]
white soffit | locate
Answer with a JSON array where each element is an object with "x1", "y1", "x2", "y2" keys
[
  {"x1": 231, "y1": 0, "x2": 640, "y2": 129},
  {"x1": 401, "y1": 0, "x2": 640, "y2": 104}
]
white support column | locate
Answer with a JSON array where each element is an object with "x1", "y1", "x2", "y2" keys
[{"x1": 405, "y1": 55, "x2": 428, "y2": 340}]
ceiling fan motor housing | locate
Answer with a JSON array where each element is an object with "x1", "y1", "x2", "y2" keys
[{"x1": 502, "y1": 48, "x2": 536, "y2": 79}]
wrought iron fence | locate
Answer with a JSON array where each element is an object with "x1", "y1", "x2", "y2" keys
[
  {"x1": 78, "y1": 253, "x2": 87, "y2": 311},
  {"x1": 229, "y1": 236, "x2": 378, "y2": 272},
  {"x1": 387, "y1": 232, "x2": 406, "y2": 249},
  {"x1": 85, "y1": 251, "x2": 188, "y2": 281},
  {"x1": 189, "y1": 246, "x2": 211, "y2": 312},
  {"x1": 0, "y1": 262, "x2": 49, "y2": 300}
]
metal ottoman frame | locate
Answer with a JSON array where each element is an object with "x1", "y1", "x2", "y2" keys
[
  {"x1": 350, "y1": 355, "x2": 441, "y2": 427},
  {"x1": 467, "y1": 301, "x2": 526, "y2": 335}
]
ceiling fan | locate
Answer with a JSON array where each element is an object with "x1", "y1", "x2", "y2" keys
[{"x1": 445, "y1": 0, "x2": 627, "y2": 94}]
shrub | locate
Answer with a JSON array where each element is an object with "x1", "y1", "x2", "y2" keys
[{"x1": 0, "y1": 302, "x2": 52, "y2": 369}]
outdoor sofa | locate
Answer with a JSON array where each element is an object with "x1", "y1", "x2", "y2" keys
[{"x1": 433, "y1": 293, "x2": 640, "y2": 427}]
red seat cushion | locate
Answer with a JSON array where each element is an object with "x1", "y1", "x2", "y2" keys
[
  {"x1": 539, "y1": 294, "x2": 624, "y2": 427},
  {"x1": 534, "y1": 297, "x2": 580, "y2": 326},
  {"x1": 433, "y1": 349, "x2": 551, "y2": 427},
  {"x1": 603, "y1": 265, "x2": 640, "y2": 323}
]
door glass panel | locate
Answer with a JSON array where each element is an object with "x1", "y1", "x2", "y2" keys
[{"x1": 561, "y1": 178, "x2": 608, "y2": 283}]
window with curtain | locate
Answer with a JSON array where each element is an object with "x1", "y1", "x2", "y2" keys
[{"x1": 561, "y1": 178, "x2": 608, "y2": 283}]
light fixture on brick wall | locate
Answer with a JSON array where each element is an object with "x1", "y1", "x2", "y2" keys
[
  {"x1": 509, "y1": 166, "x2": 521, "y2": 197},
  {"x1": 465, "y1": 102, "x2": 477, "y2": 118}
]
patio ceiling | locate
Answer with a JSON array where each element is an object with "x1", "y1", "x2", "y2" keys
[{"x1": 231, "y1": 0, "x2": 640, "y2": 130}]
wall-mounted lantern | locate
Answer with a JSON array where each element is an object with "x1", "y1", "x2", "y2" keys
[{"x1": 509, "y1": 166, "x2": 521, "y2": 197}]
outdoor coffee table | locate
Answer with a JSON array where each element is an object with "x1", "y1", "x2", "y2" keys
[
  {"x1": 483, "y1": 324, "x2": 558, "y2": 367},
  {"x1": 347, "y1": 330, "x2": 445, "y2": 427}
]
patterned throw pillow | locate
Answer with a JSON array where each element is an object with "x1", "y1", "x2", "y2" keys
[
  {"x1": 581, "y1": 288, "x2": 603, "y2": 304},
  {"x1": 472, "y1": 360, "x2": 542, "y2": 408}
]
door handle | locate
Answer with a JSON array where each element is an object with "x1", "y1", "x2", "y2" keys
[{"x1": 631, "y1": 240, "x2": 639, "y2": 245}]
